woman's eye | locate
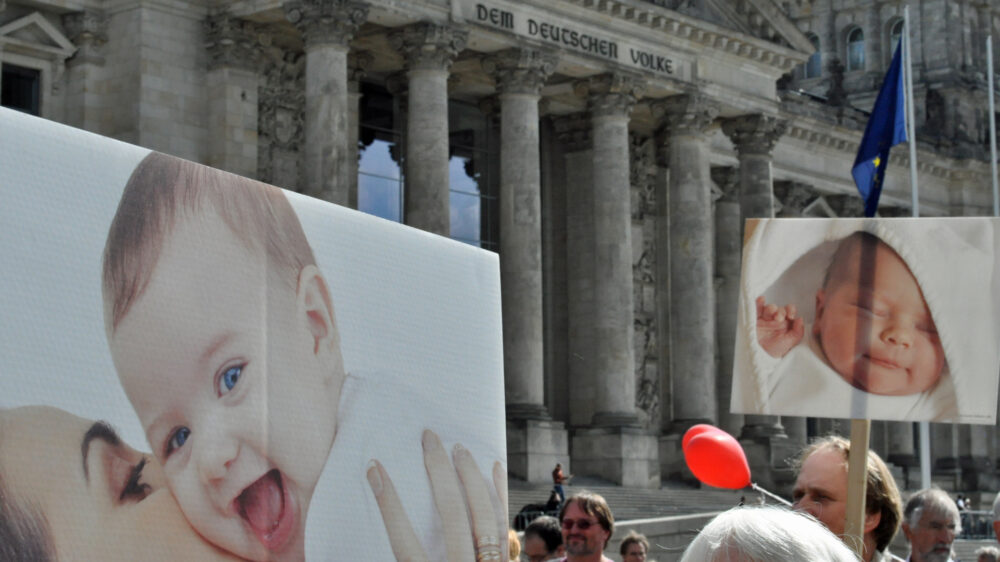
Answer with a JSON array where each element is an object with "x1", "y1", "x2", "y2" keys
[
  {"x1": 217, "y1": 364, "x2": 244, "y2": 395},
  {"x1": 120, "y1": 458, "x2": 152, "y2": 502},
  {"x1": 166, "y1": 427, "x2": 190, "y2": 457}
]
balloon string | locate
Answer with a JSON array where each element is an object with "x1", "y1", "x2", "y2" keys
[{"x1": 750, "y1": 482, "x2": 792, "y2": 506}]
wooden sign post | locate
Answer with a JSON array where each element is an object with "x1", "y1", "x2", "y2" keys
[{"x1": 844, "y1": 418, "x2": 871, "y2": 560}]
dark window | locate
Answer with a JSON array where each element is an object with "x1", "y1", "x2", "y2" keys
[
  {"x1": 1, "y1": 64, "x2": 41, "y2": 115},
  {"x1": 804, "y1": 33, "x2": 822, "y2": 79},
  {"x1": 847, "y1": 27, "x2": 865, "y2": 71}
]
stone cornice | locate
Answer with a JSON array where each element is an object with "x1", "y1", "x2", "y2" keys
[{"x1": 557, "y1": 0, "x2": 809, "y2": 74}]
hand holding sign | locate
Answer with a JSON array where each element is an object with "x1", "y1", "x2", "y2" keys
[{"x1": 682, "y1": 424, "x2": 751, "y2": 490}]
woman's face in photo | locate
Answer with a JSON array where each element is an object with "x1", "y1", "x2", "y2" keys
[{"x1": 0, "y1": 406, "x2": 240, "y2": 561}]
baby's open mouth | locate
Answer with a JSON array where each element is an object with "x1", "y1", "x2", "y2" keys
[{"x1": 236, "y1": 469, "x2": 296, "y2": 551}]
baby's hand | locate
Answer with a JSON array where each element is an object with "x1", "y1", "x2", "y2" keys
[{"x1": 755, "y1": 296, "x2": 804, "y2": 358}]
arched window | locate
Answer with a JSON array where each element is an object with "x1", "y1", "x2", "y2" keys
[
  {"x1": 804, "y1": 33, "x2": 822, "y2": 79},
  {"x1": 847, "y1": 27, "x2": 865, "y2": 71},
  {"x1": 888, "y1": 19, "x2": 904, "y2": 60}
]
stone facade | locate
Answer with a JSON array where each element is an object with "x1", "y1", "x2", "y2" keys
[{"x1": 3, "y1": 0, "x2": 1000, "y2": 494}]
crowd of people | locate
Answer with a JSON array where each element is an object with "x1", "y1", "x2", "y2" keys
[{"x1": 511, "y1": 440, "x2": 1000, "y2": 562}]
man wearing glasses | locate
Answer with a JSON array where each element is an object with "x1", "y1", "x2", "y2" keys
[{"x1": 557, "y1": 491, "x2": 615, "y2": 562}]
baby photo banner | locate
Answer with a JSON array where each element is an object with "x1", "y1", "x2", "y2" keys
[
  {"x1": 730, "y1": 217, "x2": 1000, "y2": 424},
  {"x1": 0, "y1": 107, "x2": 507, "y2": 561}
]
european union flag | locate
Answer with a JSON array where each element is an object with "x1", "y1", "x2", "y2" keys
[{"x1": 852, "y1": 38, "x2": 908, "y2": 217}]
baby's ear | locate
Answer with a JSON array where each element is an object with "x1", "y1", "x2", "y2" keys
[{"x1": 296, "y1": 265, "x2": 338, "y2": 355}]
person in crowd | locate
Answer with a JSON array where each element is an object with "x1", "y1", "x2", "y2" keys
[
  {"x1": 524, "y1": 515, "x2": 564, "y2": 562},
  {"x1": 509, "y1": 528, "x2": 522, "y2": 561},
  {"x1": 901, "y1": 488, "x2": 959, "y2": 562},
  {"x1": 553, "y1": 462, "x2": 573, "y2": 503},
  {"x1": 559, "y1": 491, "x2": 614, "y2": 562},
  {"x1": 975, "y1": 545, "x2": 1000, "y2": 562},
  {"x1": 678, "y1": 506, "x2": 860, "y2": 562},
  {"x1": 792, "y1": 435, "x2": 903, "y2": 562},
  {"x1": 619, "y1": 530, "x2": 649, "y2": 562}
]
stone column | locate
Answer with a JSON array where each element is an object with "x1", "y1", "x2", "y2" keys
[
  {"x1": 931, "y1": 423, "x2": 961, "y2": 490},
  {"x1": 485, "y1": 48, "x2": 556, "y2": 419},
  {"x1": 63, "y1": 11, "x2": 106, "y2": 133},
  {"x1": 722, "y1": 114, "x2": 788, "y2": 440},
  {"x1": 390, "y1": 23, "x2": 467, "y2": 236},
  {"x1": 653, "y1": 93, "x2": 720, "y2": 482},
  {"x1": 204, "y1": 14, "x2": 261, "y2": 178},
  {"x1": 347, "y1": 51, "x2": 372, "y2": 209},
  {"x1": 959, "y1": 425, "x2": 995, "y2": 490},
  {"x1": 555, "y1": 114, "x2": 597, "y2": 429},
  {"x1": 486, "y1": 48, "x2": 566, "y2": 483},
  {"x1": 569, "y1": 74, "x2": 657, "y2": 488},
  {"x1": 712, "y1": 166, "x2": 743, "y2": 438},
  {"x1": 584, "y1": 73, "x2": 644, "y2": 428},
  {"x1": 285, "y1": 0, "x2": 368, "y2": 203}
]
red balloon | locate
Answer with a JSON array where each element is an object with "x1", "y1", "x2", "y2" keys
[
  {"x1": 682, "y1": 424, "x2": 724, "y2": 452},
  {"x1": 683, "y1": 430, "x2": 751, "y2": 490}
]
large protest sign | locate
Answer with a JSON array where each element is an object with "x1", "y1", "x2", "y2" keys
[
  {"x1": 0, "y1": 107, "x2": 506, "y2": 561},
  {"x1": 731, "y1": 217, "x2": 1000, "y2": 424}
]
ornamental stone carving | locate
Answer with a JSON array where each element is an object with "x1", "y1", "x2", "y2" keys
[
  {"x1": 722, "y1": 114, "x2": 789, "y2": 156},
  {"x1": 283, "y1": 0, "x2": 368, "y2": 49},
  {"x1": 205, "y1": 14, "x2": 265, "y2": 71},
  {"x1": 63, "y1": 11, "x2": 107, "y2": 65},
  {"x1": 258, "y1": 49, "x2": 306, "y2": 187},
  {"x1": 825, "y1": 193, "x2": 865, "y2": 217},
  {"x1": 389, "y1": 23, "x2": 468, "y2": 72},
  {"x1": 711, "y1": 166, "x2": 740, "y2": 203},
  {"x1": 576, "y1": 72, "x2": 645, "y2": 117},
  {"x1": 655, "y1": 93, "x2": 720, "y2": 137},
  {"x1": 483, "y1": 48, "x2": 557, "y2": 96},
  {"x1": 773, "y1": 180, "x2": 815, "y2": 216}
]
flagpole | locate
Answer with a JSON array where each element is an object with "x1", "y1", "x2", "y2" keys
[
  {"x1": 904, "y1": 6, "x2": 919, "y2": 216},
  {"x1": 988, "y1": 35, "x2": 998, "y2": 217},
  {"x1": 902, "y1": 5, "x2": 931, "y2": 490}
]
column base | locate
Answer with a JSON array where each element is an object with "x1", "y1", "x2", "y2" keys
[
  {"x1": 739, "y1": 416, "x2": 787, "y2": 440},
  {"x1": 506, "y1": 419, "x2": 568, "y2": 484},
  {"x1": 506, "y1": 403, "x2": 552, "y2": 421},
  {"x1": 592, "y1": 410, "x2": 640, "y2": 428},
  {"x1": 572, "y1": 427, "x2": 659, "y2": 488}
]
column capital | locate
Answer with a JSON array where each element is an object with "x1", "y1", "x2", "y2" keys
[
  {"x1": 773, "y1": 180, "x2": 815, "y2": 216},
  {"x1": 575, "y1": 72, "x2": 645, "y2": 118},
  {"x1": 483, "y1": 48, "x2": 557, "y2": 96},
  {"x1": 205, "y1": 14, "x2": 266, "y2": 71},
  {"x1": 721, "y1": 114, "x2": 788, "y2": 156},
  {"x1": 553, "y1": 113, "x2": 592, "y2": 152},
  {"x1": 283, "y1": 0, "x2": 368, "y2": 49},
  {"x1": 63, "y1": 10, "x2": 107, "y2": 65},
  {"x1": 389, "y1": 22, "x2": 468, "y2": 72},
  {"x1": 711, "y1": 166, "x2": 740, "y2": 203},
  {"x1": 654, "y1": 93, "x2": 719, "y2": 137}
]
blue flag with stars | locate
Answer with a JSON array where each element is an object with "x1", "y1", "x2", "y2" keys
[{"x1": 852, "y1": 38, "x2": 907, "y2": 217}]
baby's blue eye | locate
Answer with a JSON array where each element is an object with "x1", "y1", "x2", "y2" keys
[
  {"x1": 218, "y1": 364, "x2": 243, "y2": 395},
  {"x1": 166, "y1": 427, "x2": 190, "y2": 456}
]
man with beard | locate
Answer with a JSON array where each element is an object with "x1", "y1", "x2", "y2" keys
[
  {"x1": 901, "y1": 488, "x2": 959, "y2": 562},
  {"x1": 557, "y1": 491, "x2": 614, "y2": 562}
]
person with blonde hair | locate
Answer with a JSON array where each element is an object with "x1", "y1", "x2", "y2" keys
[{"x1": 679, "y1": 506, "x2": 860, "y2": 562}]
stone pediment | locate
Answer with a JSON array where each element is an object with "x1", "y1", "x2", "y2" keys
[
  {"x1": 0, "y1": 11, "x2": 77, "y2": 59},
  {"x1": 660, "y1": 0, "x2": 814, "y2": 53}
]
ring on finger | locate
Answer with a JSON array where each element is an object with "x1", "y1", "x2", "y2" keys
[{"x1": 475, "y1": 545, "x2": 502, "y2": 562}]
